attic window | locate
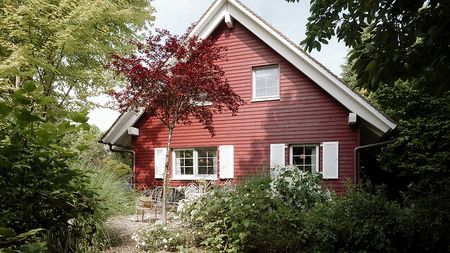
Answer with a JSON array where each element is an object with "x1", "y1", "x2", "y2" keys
[
  {"x1": 252, "y1": 65, "x2": 280, "y2": 101},
  {"x1": 191, "y1": 92, "x2": 212, "y2": 106}
]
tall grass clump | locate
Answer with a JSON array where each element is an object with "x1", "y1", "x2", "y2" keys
[
  {"x1": 44, "y1": 157, "x2": 137, "y2": 253},
  {"x1": 81, "y1": 162, "x2": 137, "y2": 219}
]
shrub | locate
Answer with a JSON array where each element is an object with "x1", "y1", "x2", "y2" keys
[
  {"x1": 304, "y1": 187, "x2": 413, "y2": 252},
  {"x1": 44, "y1": 160, "x2": 139, "y2": 252},
  {"x1": 176, "y1": 167, "x2": 450, "y2": 252},
  {"x1": 181, "y1": 168, "x2": 331, "y2": 253},
  {"x1": 132, "y1": 224, "x2": 200, "y2": 253},
  {"x1": 0, "y1": 227, "x2": 47, "y2": 253},
  {"x1": 270, "y1": 165, "x2": 331, "y2": 209}
]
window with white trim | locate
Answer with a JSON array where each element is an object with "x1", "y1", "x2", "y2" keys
[
  {"x1": 252, "y1": 65, "x2": 280, "y2": 101},
  {"x1": 290, "y1": 145, "x2": 318, "y2": 172},
  {"x1": 173, "y1": 147, "x2": 217, "y2": 179}
]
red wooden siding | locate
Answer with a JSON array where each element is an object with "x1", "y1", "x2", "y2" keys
[{"x1": 132, "y1": 21, "x2": 358, "y2": 193}]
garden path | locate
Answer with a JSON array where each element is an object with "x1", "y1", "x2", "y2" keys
[{"x1": 102, "y1": 214, "x2": 154, "y2": 253}]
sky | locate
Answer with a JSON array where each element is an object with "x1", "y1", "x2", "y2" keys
[{"x1": 88, "y1": 0, "x2": 349, "y2": 132}]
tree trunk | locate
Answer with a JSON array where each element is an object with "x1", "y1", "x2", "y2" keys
[
  {"x1": 161, "y1": 127, "x2": 173, "y2": 224},
  {"x1": 15, "y1": 76, "x2": 21, "y2": 88}
]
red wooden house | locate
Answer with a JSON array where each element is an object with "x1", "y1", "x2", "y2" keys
[{"x1": 101, "y1": 0, "x2": 397, "y2": 193}]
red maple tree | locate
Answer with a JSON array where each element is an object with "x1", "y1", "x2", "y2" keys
[{"x1": 109, "y1": 28, "x2": 243, "y2": 223}]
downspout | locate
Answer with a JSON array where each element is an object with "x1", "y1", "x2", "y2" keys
[
  {"x1": 353, "y1": 138, "x2": 396, "y2": 184},
  {"x1": 98, "y1": 140, "x2": 136, "y2": 188}
]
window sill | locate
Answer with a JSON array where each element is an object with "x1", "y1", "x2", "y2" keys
[
  {"x1": 191, "y1": 101, "x2": 212, "y2": 106},
  {"x1": 251, "y1": 97, "x2": 280, "y2": 102},
  {"x1": 172, "y1": 175, "x2": 218, "y2": 181}
]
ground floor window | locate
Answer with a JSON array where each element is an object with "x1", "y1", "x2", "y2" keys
[
  {"x1": 290, "y1": 145, "x2": 318, "y2": 172},
  {"x1": 173, "y1": 147, "x2": 217, "y2": 179}
]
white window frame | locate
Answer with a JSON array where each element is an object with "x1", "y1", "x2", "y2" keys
[
  {"x1": 172, "y1": 147, "x2": 218, "y2": 180},
  {"x1": 289, "y1": 144, "x2": 319, "y2": 173},
  {"x1": 252, "y1": 65, "x2": 280, "y2": 102},
  {"x1": 190, "y1": 92, "x2": 212, "y2": 106}
]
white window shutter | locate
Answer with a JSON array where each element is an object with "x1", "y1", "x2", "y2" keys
[
  {"x1": 219, "y1": 145, "x2": 234, "y2": 179},
  {"x1": 270, "y1": 144, "x2": 285, "y2": 168},
  {"x1": 322, "y1": 142, "x2": 339, "y2": 179},
  {"x1": 154, "y1": 148, "x2": 167, "y2": 179}
]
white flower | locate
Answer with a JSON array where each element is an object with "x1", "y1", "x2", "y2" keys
[
  {"x1": 164, "y1": 245, "x2": 168, "y2": 249},
  {"x1": 162, "y1": 238, "x2": 167, "y2": 243},
  {"x1": 67, "y1": 218, "x2": 75, "y2": 226}
]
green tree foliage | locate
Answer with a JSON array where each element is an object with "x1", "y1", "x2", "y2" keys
[
  {"x1": 371, "y1": 81, "x2": 450, "y2": 196},
  {"x1": 68, "y1": 127, "x2": 132, "y2": 178},
  {"x1": 1, "y1": 82, "x2": 137, "y2": 252},
  {"x1": 0, "y1": 0, "x2": 153, "y2": 251},
  {"x1": 0, "y1": 83, "x2": 96, "y2": 237},
  {"x1": 0, "y1": 0, "x2": 154, "y2": 112},
  {"x1": 287, "y1": 0, "x2": 450, "y2": 93}
]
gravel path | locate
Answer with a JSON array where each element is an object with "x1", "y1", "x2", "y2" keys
[{"x1": 102, "y1": 213, "x2": 156, "y2": 253}]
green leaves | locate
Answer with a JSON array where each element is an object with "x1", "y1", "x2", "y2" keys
[
  {"x1": 0, "y1": 102, "x2": 12, "y2": 118},
  {"x1": 37, "y1": 96, "x2": 56, "y2": 105},
  {"x1": 0, "y1": 228, "x2": 17, "y2": 238},
  {"x1": 0, "y1": 0, "x2": 155, "y2": 111},
  {"x1": 22, "y1": 82, "x2": 36, "y2": 93},
  {"x1": 69, "y1": 109, "x2": 89, "y2": 123},
  {"x1": 290, "y1": 0, "x2": 450, "y2": 93},
  {"x1": 0, "y1": 227, "x2": 46, "y2": 253}
]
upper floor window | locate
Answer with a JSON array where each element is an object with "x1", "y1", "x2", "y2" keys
[{"x1": 252, "y1": 65, "x2": 280, "y2": 101}]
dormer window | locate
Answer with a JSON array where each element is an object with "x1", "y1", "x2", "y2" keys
[{"x1": 252, "y1": 65, "x2": 280, "y2": 101}]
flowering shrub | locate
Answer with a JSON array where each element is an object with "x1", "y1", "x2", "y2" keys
[
  {"x1": 179, "y1": 168, "x2": 333, "y2": 252},
  {"x1": 132, "y1": 224, "x2": 200, "y2": 253},
  {"x1": 270, "y1": 165, "x2": 331, "y2": 209}
]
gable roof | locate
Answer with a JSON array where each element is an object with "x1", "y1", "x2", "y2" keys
[{"x1": 101, "y1": 0, "x2": 396, "y2": 147}]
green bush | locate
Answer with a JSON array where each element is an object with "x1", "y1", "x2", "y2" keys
[
  {"x1": 181, "y1": 168, "x2": 331, "y2": 253},
  {"x1": 44, "y1": 160, "x2": 138, "y2": 252},
  {"x1": 304, "y1": 185, "x2": 450, "y2": 252},
  {"x1": 0, "y1": 227, "x2": 47, "y2": 253},
  {"x1": 0, "y1": 85, "x2": 101, "y2": 253},
  {"x1": 270, "y1": 166, "x2": 331, "y2": 209},
  {"x1": 179, "y1": 168, "x2": 450, "y2": 252},
  {"x1": 132, "y1": 224, "x2": 200, "y2": 253},
  {"x1": 305, "y1": 187, "x2": 412, "y2": 252},
  {"x1": 0, "y1": 85, "x2": 136, "y2": 252}
]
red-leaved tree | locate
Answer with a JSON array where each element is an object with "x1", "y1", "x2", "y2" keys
[{"x1": 109, "y1": 28, "x2": 244, "y2": 223}]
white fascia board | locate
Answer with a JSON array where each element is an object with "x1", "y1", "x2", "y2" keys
[
  {"x1": 190, "y1": 0, "x2": 227, "y2": 38},
  {"x1": 102, "y1": 110, "x2": 144, "y2": 145},
  {"x1": 193, "y1": 0, "x2": 396, "y2": 134},
  {"x1": 199, "y1": 8, "x2": 229, "y2": 39}
]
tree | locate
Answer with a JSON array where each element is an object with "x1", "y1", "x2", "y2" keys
[
  {"x1": 0, "y1": 81, "x2": 98, "y2": 245},
  {"x1": 0, "y1": 0, "x2": 154, "y2": 114},
  {"x1": 109, "y1": 29, "x2": 244, "y2": 223},
  {"x1": 369, "y1": 82, "x2": 450, "y2": 195},
  {"x1": 287, "y1": 0, "x2": 450, "y2": 93},
  {"x1": 0, "y1": 1, "x2": 154, "y2": 250}
]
